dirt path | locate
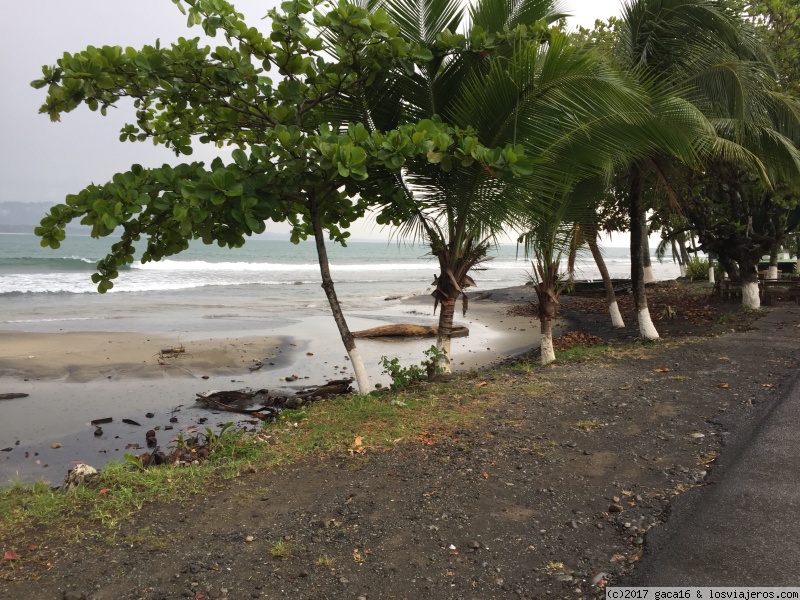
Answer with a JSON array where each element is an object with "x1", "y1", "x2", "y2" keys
[{"x1": 2, "y1": 296, "x2": 799, "y2": 600}]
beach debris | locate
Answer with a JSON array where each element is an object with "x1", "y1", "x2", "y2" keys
[
  {"x1": 91, "y1": 417, "x2": 113, "y2": 426},
  {"x1": 3, "y1": 551, "x2": 21, "y2": 562},
  {"x1": 50, "y1": 443, "x2": 62, "y2": 449},
  {"x1": 94, "y1": 428, "x2": 103, "y2": 437},
  {"x1": 159, "y1": 345, "x2": 185, "y2": 357},
  {"x1": 146, "y1": 429, "x2": 157, "y2": 447},
  {"x1": 145, "y1": 412, "x2": 154, "y2": 418},
  {"x1": 195, "y1": 389, "x2": 275, "y2": 419},
  {"x1": 0, "y1": 393, "x2": 29, "y2": 401},
  {"x1": 352, "y1": 324, "x2": 469, "y2": 338},
  {"x1": 249, "y1": 360, "x2": 264, "y2": 372},
  {"x1": 296, "y1": 379, "x2": 354, "y2": 399},
  {"x1": 122, "y1": 418, "x2": 141, "y2": 426},
  {"x1": 63, "y1": 463, "x2": 98, "y2": 491}
]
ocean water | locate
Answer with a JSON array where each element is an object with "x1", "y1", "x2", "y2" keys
[{"x1": 0, "y1": 232, "x2": 681, "y2": 331}]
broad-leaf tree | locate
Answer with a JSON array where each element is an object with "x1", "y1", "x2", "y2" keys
[{"x1": 32, "y1": 0, "x2": 528, "y2": 391}]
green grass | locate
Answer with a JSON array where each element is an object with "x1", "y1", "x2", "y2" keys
[
  {"x1": 0, "y1": 335, "x2": 621, "y2": 549},
  {"x1": 0, "y1": 378, "x2": 495, "y2": 544}
]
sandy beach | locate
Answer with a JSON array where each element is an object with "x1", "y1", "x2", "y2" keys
[{"x1": 0, "y1": 286, "x2": 543, "y2": 484}]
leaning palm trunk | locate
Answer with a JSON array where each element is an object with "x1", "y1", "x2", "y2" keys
[
  {"x1": 630, "y1": 166, "x2": 659, "y2": 340},
  {"x1": 588, "y1": 236, "x2": 625, "y2": 328},
  {"x1": 310, "y1": 195, "x2": 370, "y2": 393}
]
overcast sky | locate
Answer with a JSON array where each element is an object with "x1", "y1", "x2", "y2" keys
[{"x1": 0, "y1": 0, "x2": 624, "y2": 240}]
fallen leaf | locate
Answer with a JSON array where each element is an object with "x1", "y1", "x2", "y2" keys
[
  {"x1": 716, "y1": 383, "x2": 730, "y2": 389},
  {"x1": 50, "y1": 443, "x2": 61, "y2": 449},
  {"x1": 99, "y1": 488, "x2": 109, "y2": 494},
  {"x1": 762, "y1": 383, "x2": 773, "y2": 388},
  {"x1": 353, "y1": 436, "x2": 363, "y2": 447},
  {"x1": 654, "y1": 367, "x2": 670, "y2": 373},
  {"x1": 482, "y1": 472, "x2": 489, "y2": 479},
  {"x1": 476, "y1": 381, "x2": 488, "y2": 387},
  {"x1": 621, "y1": 490, "x2": 634, "y2": 497},
  {"x1": 3, "y1": 551, "x2": 20, "y2": 562}
]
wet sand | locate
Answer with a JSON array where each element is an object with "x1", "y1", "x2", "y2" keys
[{"x1": 0, "y1": 287, "x2": 543, "y2": 484}]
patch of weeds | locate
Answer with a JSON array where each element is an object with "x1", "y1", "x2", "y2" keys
[
  {"x1": 575, "y1": 420, "x2": 603, "y2": 431},
  {"x1": 316, "y1": 554, "x2": 335, "y2": 567},
  {"x1": 544, "y1": 561, "x2": 565, "y2": 573},
  {"x1": 270, "y1": 539, "x2": 301, "y2": 559},
  {"x1": 555, "y1": 345, "x2": 609, "y2": 362},
  {"x1": 379, "y1": 345, "x2": 444, "y2": 390},
  {"x1": 697, "y1": 451, "x2": 718, "y2": 466}
]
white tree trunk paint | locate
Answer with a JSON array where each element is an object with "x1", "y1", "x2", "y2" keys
[
  {"x1": 540, "y1": 331, "x2": 556, "y2": 365},
  {"x1": 708, "y1": 264, "x2": 715, "y2": 284},
  {"x1": 742, "y1": 281, "x2": 760, "y2": 309},
  {"x1": 609, "y1": 300, "x2": 625, "y2": 328},
  {"x1": 638, "y1": 307, "x2": 660, "y2": 340},
  {"x1": 679, "y1": 263, "x2": 686, "y2": 277},
  {"x1": 643, "y1": 265, "x2": 655, "y2": 283},
  {"x1": 437, "y1": 337, "x2": 452, "y2": 374},
  {"x1": 767, "y1": 265, "x2": 779, "y2": 280},
  {"x1": 348, "y1": 347, "x2": 370, "y2": 394},
  {"x1": 795, "y1": 257, "x2": 800, "y2": 275}
]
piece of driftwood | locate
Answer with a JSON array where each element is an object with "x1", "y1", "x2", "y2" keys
[
  {"x1": 352, "y1": 324, "x2": 469, "y2": 338},
  {"x1": 296, "y1": 379, "x2": 354, "y2": 399},
  {"x1": 0, "y1": 393, "x2": 29, "y2": 401},
  {"x1": 91, "y1": 417, "x2": 113, "y2": 426},
  {"x1": 195, "y1": 389, "x2": 274, "y2": 419}
]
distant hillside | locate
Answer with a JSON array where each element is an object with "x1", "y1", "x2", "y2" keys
[
  {"x1": 0, "y1": 202, "x2": 66, "y2": 233},
  {"x1": 0, "y1": 201, "x2": 292, "y2": 240}
]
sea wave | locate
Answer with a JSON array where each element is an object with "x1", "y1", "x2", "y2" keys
[
  {"x1": 132, "y1": 259, "x2": 443, "y2": 272},
  {"x1": 0, "y1": 255, "x2": 100, "y2": 271}
]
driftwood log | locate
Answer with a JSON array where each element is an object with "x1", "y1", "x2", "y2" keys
[
  {"x1": 352, "y1": 324, "x2": 469, "y2": 338},
  {"x1": 296, "y1": 379, "x2": 353, "y2": 399},
  {"x1": 0, "y1": 393, "x2": 29, "y2": 401}
]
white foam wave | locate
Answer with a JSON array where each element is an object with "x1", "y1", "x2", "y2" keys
[{"x1": 133, "y1": 260, "x2": 439, "y2": 272}]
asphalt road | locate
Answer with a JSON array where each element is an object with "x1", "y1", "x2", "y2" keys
[{"x1": 625, "y1": 308, "x2": 800, "y2": 586}]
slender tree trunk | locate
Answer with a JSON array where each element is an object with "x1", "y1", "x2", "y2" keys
[
  {"x1": 630, "y1": 166, "x2": 659, "y2": 340},
  {"x1": 537, "y1": 291, "x2": 557, "y2": 365},
  {"x1": 642, "y1": 219, "x2": 654, "y2": 283},
  {"x1": 435, "y1": 297, "x2": 457, "y2": 373},
  {"x1": 310, "y1": 195, "x2": 370, "y2": 393},
  {"x1": 672, "y1": 239, "x2": 686, "y2": 277},
  {"x1": 767, "y1": 246, "x2": 779, "y2": 280},
  {"x1": 708, "y1": 253, "x2": 716, "y2": 284},
  {"x1": 588, "y1": 236, "x2": 624, "y2": 328}
]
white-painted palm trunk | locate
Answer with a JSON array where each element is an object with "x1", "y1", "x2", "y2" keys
[
  {"x1": 540, "y1": 330, "x2": 556, "y2": 365},
  {"x1": 643, "y1": 265, "x2": 655, "y2": 283},
  {"x1": 348, "y1": 347, "x2": 370, "y2": 394},
  {"x1": 767, "y1": 265, "x2": 779, "y2": 280},
  {"x1": 609, "y1": 300, "x2": 625, "y2": 329},
  {"x1": 436, "y1": 336, "x2": 452, "y2": 374},
  {"x1": 796, "y1": 257, "x2": 800, "y2": 275},
  {"x1": 679, "y1": 263, "x2": 686, "y2": 277},
  {"x1": 742, "y1": 281, "x2": 760, "y2": 309},
  {"x1": 638, "y1": 307, "x2": 660, "y2": 340},
  {"x1": 708, "y1": 263, "x2": 715, "y2": 284}
]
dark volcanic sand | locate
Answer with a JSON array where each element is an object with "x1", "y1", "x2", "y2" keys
[{"x1": 1, "y1": 287, "x2": 798, "y2": 600}]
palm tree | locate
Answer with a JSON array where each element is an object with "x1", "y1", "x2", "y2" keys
[
  {"x1": 612, "y1": 0, "x2": 800, "y2": 321},
  {"x1": 356, "y1": 0, "x2": 652, "y2": 371}
]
